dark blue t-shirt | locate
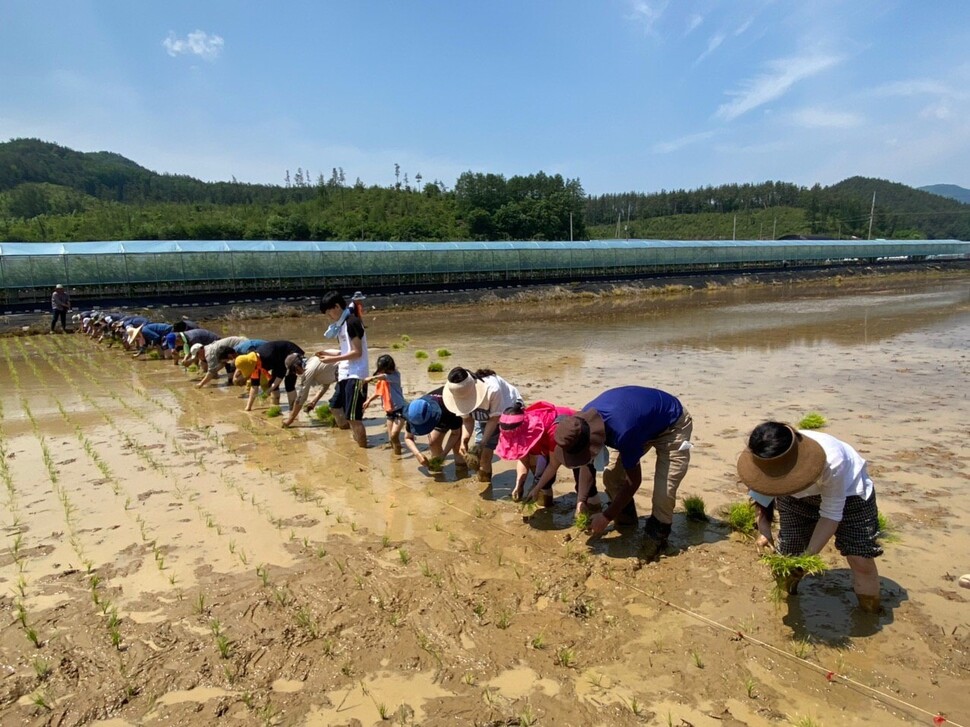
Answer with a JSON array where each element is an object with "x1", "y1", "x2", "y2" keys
[{"x1": 584, "y1": 386, "x2": 683, "y2": 469}]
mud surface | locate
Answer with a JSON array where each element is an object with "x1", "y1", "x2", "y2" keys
[{"x1": 1, "y1": 275, "x2": 969, "y2": 726}]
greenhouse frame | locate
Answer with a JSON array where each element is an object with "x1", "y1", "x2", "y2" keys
[{"x1": 0, "y1": 238, "x2": 967, "y2": 306}]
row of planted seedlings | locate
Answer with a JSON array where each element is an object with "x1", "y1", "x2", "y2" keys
[
  {"x1": 13, "y1": 339, "x2": 131, "y2": 608},
  {"x1": 34, "y1": 336, "x2": 296, "y2": 713}
]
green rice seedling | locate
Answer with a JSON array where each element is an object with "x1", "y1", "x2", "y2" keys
[
  {"x1": 473, "y1": 602, "x2": 486, "y2": 619},
  {"x1": 744, "y1": 677, "x2": 757, "y2": 698},
  {"x1": 426, "y1": 456, "x2": 445, "y2": 472},
  {"x1": 531, "y1": 632, "x2": 546, "y2": 650},
  {"x1": 398, "y1": 548, "x2": 410, "y2": 565},
  {"x1": 877, "y1": 512, "x2": 899, "y2": 542},
  {"x1": 187, "y1": 364, "x2": 199, "y2": 373},
  {"x1": 216, "y1": 633, "x2": 232, "y2": 659},
  {"x1": 295, "y1": 608, "x2": 319, "y2": 639},
  {"x1": 273, "y1": 587, "x2": 291, "y2": 607},
  {"x1": 761, "y1": 553, "x2": 827, "y2": 580},
  {"x1": 690, "y1": 649, "x2": 705, "y2": 668},
  {"x1": 519, "y1": 705, "x2": 537, "y2": 726},
  {"x1": 574, "y1": 512, "x2": 591, "y2": 531},
  {"x1": 256, "y1": 564, "x2": 270, "y2": 587},
  {"x1": 209, "y1": 618, "x2": 222, "y2": 636},
  {"x1": 629, "y1": 696, "x2": 644, "y2": 717},
  {"x1": 109, "y1": 625, "x2": 122, "y2": 649},
  {"x1": 400, "y1": 335, "x2": 411, "y2": 343},
  {"x1": 15, "y1": 601, "x2": 28, "y2": 627},
  {"x1": 724, "y1": 501, "x2": 757, "y2": 535},
  {"x1": 791, "y1": 637, "x2": 812, "y2": 659},
  {"x1": 414, "y1": 350, "x2": 429, "y2": 360},
  {"x1": 25, "y1": 627, "x2": 41, "y2": 648},
  {"x1": 683, "y1": 495, "x2": 708, "y2": 522},
  {"x1": 586, "y1": 672, "x2": 604, "y2": 687},
  {"x1": 391, "y1": 343, "x2": 402, "y2": 350},
  {"x1": 461, "y1": 672, "x2": 476, "y2": 686},
  {"x1": 30, "y1": 690, "x2": 52, "y2": 711},
  {"x1": 195, "y1": 592, "x2": 207, "y2": 615},
  {"x1": 790, "y1": 717, "x2": 820, "y2": 727},
  {"x1": 496, "y1": 609, "x2": 512, "y2": 629},
  {"x1": 147, "y1": 349, "x2": 162, "y2": 360},
  {"x1": 378, "y1": 703, "x2": 389, "y2": 720},
  {"x1": 32, "y1": 657, "x2": 51, "y2": 680},
  {"x1": 427, "y1": 361, "x2": 444, "y2": 373},
  {"x1": 266, "y1": 405, "x2": 282, "y2": 418},
  {"x1": 313, "y1": 404, "x2": 336, "y2": 426},
  {"x1": 435, "y1": 348, "x2": 452, "y2": 358},
  {"x1": 798, "y1": 412, "x2": 827, "y2": 430},
  {"x1": 555, "y1": 646, "x2": 576, "y2": 668}
]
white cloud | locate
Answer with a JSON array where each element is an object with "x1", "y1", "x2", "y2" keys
[
  {"x1": 685, "y1": 13, "x2": 703, "y2": 34},
  {"x1": 163, "y1": 30, "x2": 224, "y2": 60},
  {"x1": 715, "y1": 53, "x2": 843, "y2": 121},
  {"x1": 734, "y1": 17, "x2": 753, "y2": 36},
  {"x1": 627, "y1": 0, "x2": 669, "y2": 35},
  {"x1": 790, "y1": 107, "x2": 863, "y2": 129},
  {"x1": 694, "y1": 32, "x2": 725, "y2": 66},
  {"x1": 652, "y1": 130, "x2": 716, "y2": 154},
  {"x1": 870, "y1": 79, "x2": 952, "y2": 97},
  {"x1": 919, "y1": 101, "x2": 951, "y2": 120}
]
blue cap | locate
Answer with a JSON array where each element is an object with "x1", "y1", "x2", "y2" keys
[
  {"x1": 162, "y1": 332, "x2": 178, "y2": 349},
  {"x1": 405, "y1": 397, "x2": 441, "y2": 436}
]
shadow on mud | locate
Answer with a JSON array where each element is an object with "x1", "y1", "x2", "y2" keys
[{"x1": 782, "y1": 571, "x2": 907, "y2": 644}]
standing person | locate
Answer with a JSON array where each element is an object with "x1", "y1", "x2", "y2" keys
[
  {"x1": 736, "y1": 422, "x2": 883, "y2": 613},
  {"x1": 316, "y1": 291, "x2": 369, "y2": 448},
  {"x1": 528, "y1": 385, "x2": 693, "y2": 560},
  {"x1": 50, "y1": 284, "x2": 71, "y2": 333},
  {"x1": 443, "y1": 367, "x2": 523, "y2": 484},
  {"x1": 363, "y1": 354, "x2": 407, "y2": 454},
  {"x1": 496, "y1": 400, "x2": 600, "y2": 507},
  {"x1": 402, "y1": 390, "x2": 464, "y2": 471},
  {"x1": 234, "y1": 340, "x2": 305, "y2": 412},
  {"x1": 281, "y1": 354, "x2": 339, "y2": 428}
]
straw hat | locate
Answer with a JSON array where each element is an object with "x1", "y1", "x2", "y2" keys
[
  {"x1": 736, "y1": 426, "x2": 826, "y2": 497},
  {"x1": 126, "y1": 324, "x2": 144, "y2": 346},
  {"x1": 442, "y1": 371, "x2": 488, "y2": 415},
  {"x1": 554, "y1": 409, "x2": 606, "y2": 469}
]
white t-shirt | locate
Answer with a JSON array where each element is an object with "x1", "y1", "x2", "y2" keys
[
  {"x1": 337, "y1": 314, "x2": 369, "y2": 380},
  {"x1": 750, "y1": 430, "x2": 873, "y2": 522},
  {"x1": 481, "y1": 375, "x2": 522, "y2": 418}
]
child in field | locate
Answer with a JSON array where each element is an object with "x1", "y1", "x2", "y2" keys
[{"x1": 364, "y1": 354, "x2": 406, "y2": 454}]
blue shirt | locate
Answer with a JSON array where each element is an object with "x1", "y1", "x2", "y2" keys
[
  {"x1": 583, "y1": 386, "x2": 683, "y2": 469},
  {"x1": 234, "y1": 339, "x2": 266, "y2": 354},
  {"x1": 141, "y1": 323, "x2": 173, "y2": 344}
]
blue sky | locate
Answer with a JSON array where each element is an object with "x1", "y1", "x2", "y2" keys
[{"x1": 2, "y1": 1, "x2": 968, "y2": 195}]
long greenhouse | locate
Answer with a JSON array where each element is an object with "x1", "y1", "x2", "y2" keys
[{"x1": 0, "y1": 238, "x2": 967, "y2": 306}]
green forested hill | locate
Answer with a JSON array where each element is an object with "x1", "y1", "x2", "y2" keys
[{"x1": 0, "y1": 139, "x2": 966, "y2": 242}]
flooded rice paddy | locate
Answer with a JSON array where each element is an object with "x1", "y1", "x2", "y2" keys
[{"x1": 1, "y1": 274, "x2": 968, "y2": 726}]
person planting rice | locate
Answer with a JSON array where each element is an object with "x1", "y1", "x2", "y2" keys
[
  {"x1": 281, "y1": 354, "x2": 339, "y2": 428},
  {"x1": 363, "y1": 354, "x2": 407, "y2": 454},
  {"x1": 443, "y1": 367, "x2": 524, "y2": 485},
  {"x1": 496, "y1": 400, "x2": 601, "y2": 508},
  {"x1": 234, "y1": 340, "x2": 305, "y2": 412},
  {"x1": 736, "y1": 421, "x2": 883, "y2": 614},
  {"x1": 172, "y1": 328, "x2": 221, "y2": 366},
  {"x1": 129, "y1": 322, "x2": 174, "y2": 357},
  {"x1": 402, "y1": 390, "x2": 464, "y2": 472},
  {"x1": 316, "y1": 291, "x2": 369, "y2": 448},
  {"x1": 194, "y1": 336, "x2": 252, "y2": 388},
  {"x1": 528, "y1": 385, "x2": 693, "y2": 561}
]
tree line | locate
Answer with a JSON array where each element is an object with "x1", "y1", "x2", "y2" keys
[{"x1": 0, "y1": 139, "x2": 966, "y2": 242}]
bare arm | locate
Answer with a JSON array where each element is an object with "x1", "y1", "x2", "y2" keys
[{"x1": 805, "y1": 517, "x2": 840, "y2": 555}]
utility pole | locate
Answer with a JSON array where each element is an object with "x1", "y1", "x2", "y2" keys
[
  {"x1": 867, "y1": 192, "x2": 876, "y2": 240},
  {"x1": 733, "y1": 215, "x2": 737, "y2": 241},
  {"x1": 569, "y1": 212, "x2": 574, "y2": 242}
]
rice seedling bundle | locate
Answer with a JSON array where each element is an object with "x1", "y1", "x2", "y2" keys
[
  {"x1": 798, "y1": 412, "x2": 827, "y2": 430},
  {"x1": 313, "y1": 404, "x2": 335, "y2": 426},
  {"x1": 426, "y1": 456, "x2": 444, "y2": 472},
  {"x1": 266, "y1": 406, "x2": 282, "y2": 418}
]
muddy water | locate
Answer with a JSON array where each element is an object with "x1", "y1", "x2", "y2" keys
[{"x1": 1, "y1": 274, "x2": 969, "y2": 726}]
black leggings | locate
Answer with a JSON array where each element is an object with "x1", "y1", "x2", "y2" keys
[{"x1": 51, "y1": 310, "x2": 67, "y2": 331}]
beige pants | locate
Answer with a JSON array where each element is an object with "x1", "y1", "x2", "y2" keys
[{"x1": 602, "y1": 409, "x2": 693, "y2": 525}]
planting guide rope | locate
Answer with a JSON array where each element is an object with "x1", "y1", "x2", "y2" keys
[{"x1": 309, "y1": 439, "x2": 963, "y2": 727}]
